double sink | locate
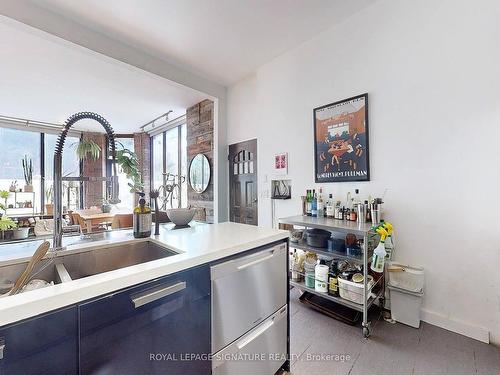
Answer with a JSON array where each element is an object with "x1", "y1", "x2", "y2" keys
[{"x1": 1, "y1": 240, "x2": 178, "y2": 292}]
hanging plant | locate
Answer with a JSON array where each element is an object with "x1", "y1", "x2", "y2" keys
[{"x1": 75, "y1": 139, "x2": 101, "y2": 160}]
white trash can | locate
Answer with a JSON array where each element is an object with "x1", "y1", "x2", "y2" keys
[{"x1": 388, "y1": 285, "x2": 424, "y2": 328}]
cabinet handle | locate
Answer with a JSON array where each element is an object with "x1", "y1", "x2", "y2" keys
[
  {"x1": 236, "y1": 319, "x2": 274, "y2": 350},
  {"x1": 236, "y1": 252, "x2": 274, "y2": 270},
  {"x1": 131, "y1": 281, "x2": 186, "y2": 308},
  {"x1": 0, "y1": 342, "x2": 5, "y2": 360}
]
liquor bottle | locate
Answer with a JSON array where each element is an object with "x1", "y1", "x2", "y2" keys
[
  {"x1": 334, "y1": 201, "x2": 341, "y2": 219},
  {"x1": 317, "y1": 188, "x2": 324, "y2": 218},
  {"x1": 306, "y1": 190, "x2": 312, "y2": 216},
  {"x1": 311, "y1": 190, "x2": 318, "y2": 217},
  {"x1": 326, "y1": 194, "x2": 334, "y2": 218},
  {"x1": 365, "y1": 200, "x2": 371, "y2": 222},
  {"x1": 354, "y1": 189, "x2": 361, "y2": 205}
]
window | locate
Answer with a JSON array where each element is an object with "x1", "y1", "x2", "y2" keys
[
  {"x1": 151, "y1": 123, "x2": 187, "y2": 208},
  {"x1": 152, "y1": 133, "x2": 164, "y2": 190},
  {"x1": 0, "y1": 128, "x2": 41, "y2": 214},
  {"x1": 45, "y1": 134, "x2": 81, "y2": 211},
  {"x1": 0, "y1": 127, "x2": 82, "y2": 216}
]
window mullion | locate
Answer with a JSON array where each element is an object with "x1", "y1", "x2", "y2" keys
[
  {"x1": 40, "y1": 133, "x2": 45, "y2": 214},
  {"x1": 178, "y1": 125, "x2": 182, "y2": 207}
]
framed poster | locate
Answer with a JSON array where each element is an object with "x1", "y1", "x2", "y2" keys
[
  {"x1": 313, "y1": 93, "x2": 369, "y2": 182},
  {"x1": 274, "y1": 152, "x2": 288, "y2": 175}
]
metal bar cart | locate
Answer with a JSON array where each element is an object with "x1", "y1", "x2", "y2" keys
[{"x1": 279, "y1": 215, "x2": 384, "y2": 338}]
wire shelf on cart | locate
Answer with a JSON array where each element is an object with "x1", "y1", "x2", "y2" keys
[{"x1": 280, "y1": 214, "x2": 386, "y2": 338}]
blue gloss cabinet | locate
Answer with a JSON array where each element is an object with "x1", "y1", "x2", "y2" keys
[
  {"x1": 0, "y1": 306, "x2": 78, "y2": 375},
  {"x1": 79, "y1": 265, "x2": 211, "y2": 375}
]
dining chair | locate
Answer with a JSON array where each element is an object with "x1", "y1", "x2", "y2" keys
[
  {"x1": 72, "y1": 212, "x2": 105, "y2": 233},
  {"x1": 111, "y1": 214, "x2": 133, "y2": 230}
]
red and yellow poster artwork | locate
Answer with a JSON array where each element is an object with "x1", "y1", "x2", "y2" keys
[{"x1": 313, "y1": 93, "x2": 370, "y2": 182}]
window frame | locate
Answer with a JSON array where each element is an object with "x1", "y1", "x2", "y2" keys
[
  {"x1": 105, "y1": 134, "x2": 135, "y2": 207},
  {"x1": 151, "y1": 123, "x2": 187, "y2": 208},
  {"x1": 0, "y1": 127, "x2": 82, "y2": 215}
]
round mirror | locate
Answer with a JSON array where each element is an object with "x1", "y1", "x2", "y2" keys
[{"x1": 189, "y1": 154, "x2": 211, "y2": 193}]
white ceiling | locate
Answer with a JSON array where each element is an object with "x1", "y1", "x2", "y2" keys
[
  {"x1": 0, "y1": 16, "x2": 208, "y2": 133},
  {"x1": 34, "y1": 0, "x2": 376, "y2": 86}
]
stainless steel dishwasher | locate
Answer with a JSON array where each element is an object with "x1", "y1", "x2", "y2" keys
[{"x1": 211, "y1": 242, "x2": 287, "y2": 356}]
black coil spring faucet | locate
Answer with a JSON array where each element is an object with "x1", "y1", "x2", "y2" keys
[{"x1": 53, "y1": 112, "x2": 119, "y2": 250}]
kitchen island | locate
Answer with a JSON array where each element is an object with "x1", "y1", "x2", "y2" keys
[{"x1": 0, "y1": 222, "x2": 290, "y2": 375}]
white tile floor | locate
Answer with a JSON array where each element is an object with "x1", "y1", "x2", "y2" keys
[{"x1": 288, "y1": 288, "x2": 500, "y2": 375}]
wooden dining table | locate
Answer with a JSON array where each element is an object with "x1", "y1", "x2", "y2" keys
[{"x1": 75, "y1": 209, "x2": 130, "y2": 233}]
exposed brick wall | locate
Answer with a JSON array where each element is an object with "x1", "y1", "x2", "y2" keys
[
  {"x1": 134, "y1": 132, "x2": 151, "y2": 203},
  {"x1": 82, "y1": 132, "x2": 106, "y2": 208},
  {"x1": 187, "y1": 99, "x2": 214, "y2": 223}
]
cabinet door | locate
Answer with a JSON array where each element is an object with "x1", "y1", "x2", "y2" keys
[
  {"x1": 79, "y1": 266, "x2": 210, "y2": 375},
  {"x1": 0, "y1": 306, "x2": 78, "y2": 375}
]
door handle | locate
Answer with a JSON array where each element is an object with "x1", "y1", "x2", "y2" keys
[
  {"x1": 236, "y1": 319, "x2": 274, "y2": 350},
  {"x1": 252, "y1": 198, "x2": 258, "y2": 203},
  {"x1": 0, "y1": 342, "x2": 5, "y2": 360},
  {"x1": 237, "y1": 252, "x2": 274, "y2": 270},
  {"x1": 131, "y1": 281, "x2": 186, "y2": 308}
]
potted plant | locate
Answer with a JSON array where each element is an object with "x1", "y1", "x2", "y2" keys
[
  {"x1": 9, "y1": 180, "x2": 17, "y2": 192},
  {"x1": 45, "y1": 184, "x2": 54, "y2": 215},
  {"x1": 115, "y1": 143, "x2": 144, "y2": 193},
  {"x1": 22, "y1": 155, "x2": 33, "y2": 192},
  {"x1": 0, "y1": 190, "x2": 9, "y2": 215},
  {"x1": 12, "y1": 223, "x2": 29, "y2": 240},
  {"x1": 0, "y1": 215, "x2": 16, "y2": 240}
]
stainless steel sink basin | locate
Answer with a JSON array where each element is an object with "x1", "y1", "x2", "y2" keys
[
  {"x1": 0, "y1": 240, "x2": 177, "y2": 293},
  {"x1": 60, "y1": 240, "x2": 177, "y2": 280},
  {"x1": 0, "y1": 260, "x2": 68, "y2": 294}
]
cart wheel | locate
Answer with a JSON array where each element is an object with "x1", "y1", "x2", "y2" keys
[{"x1": 363, "y1": 326, "x2": 371, "y2": 338}]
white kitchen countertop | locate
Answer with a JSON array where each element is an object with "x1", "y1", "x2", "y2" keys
[{"x1": 0, "y1": 222, "x2": 289, "y2": 327}]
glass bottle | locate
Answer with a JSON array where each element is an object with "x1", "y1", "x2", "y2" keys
[
  {"x1": 311, "y1": 190, "x2": 317, "y2": 217},
  {"x1": 317, "y1": 188, "x2": 324, "y2": 218},
  {"x1": 306, "y1": 190, "x2": 312, "y2": 216},
  {"x1": 133, "y1": 192, "x2": 152, "y2": 238},
  {"x1": 326, "y1": 194, "x2": 334, "y2": 218}
]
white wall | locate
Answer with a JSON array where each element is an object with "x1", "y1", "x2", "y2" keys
[{"x1": 228, "y1": 0, "x2": 500, "y2": 344}]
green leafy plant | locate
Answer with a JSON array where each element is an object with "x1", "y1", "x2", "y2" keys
[
  {"x1": 115, "y1": 143, "x2": 144, "y2": 193},
  {"x1": 21, "y1": 155, "x2": 33, "y2": 185},
  {"x1": 0, "y1": 215, "x2": 16, "y2": 231},
  {"x1": 45, "y1": 184, "x2": 53, "y2": 203},
  {"x1": 75, "y1": 139, "x2": 101, "y2": 161},
  {"x1": 0, "y1": 190, "x2": 9, "y2": 215}
]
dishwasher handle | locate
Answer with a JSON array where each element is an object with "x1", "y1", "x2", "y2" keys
[
  {"x1": 131, "y1": 281, "x2": 186, "y2": 308},
  {"x1": 237, "y1": 253, "x2": 274, "y2": 270},
  {"x1": 211, "y1": 243, "x2": 286, "y2": 280},
  {"x1": 236, "y1": 319, "x2": 274, "y2": 350},
  {"x1": 235, "y1": 305, "x2": 287, "y2": 350}
]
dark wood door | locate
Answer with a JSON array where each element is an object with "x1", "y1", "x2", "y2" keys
[{"x1": 229, "y1": 139, "x2": 258, "y2": 225}]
